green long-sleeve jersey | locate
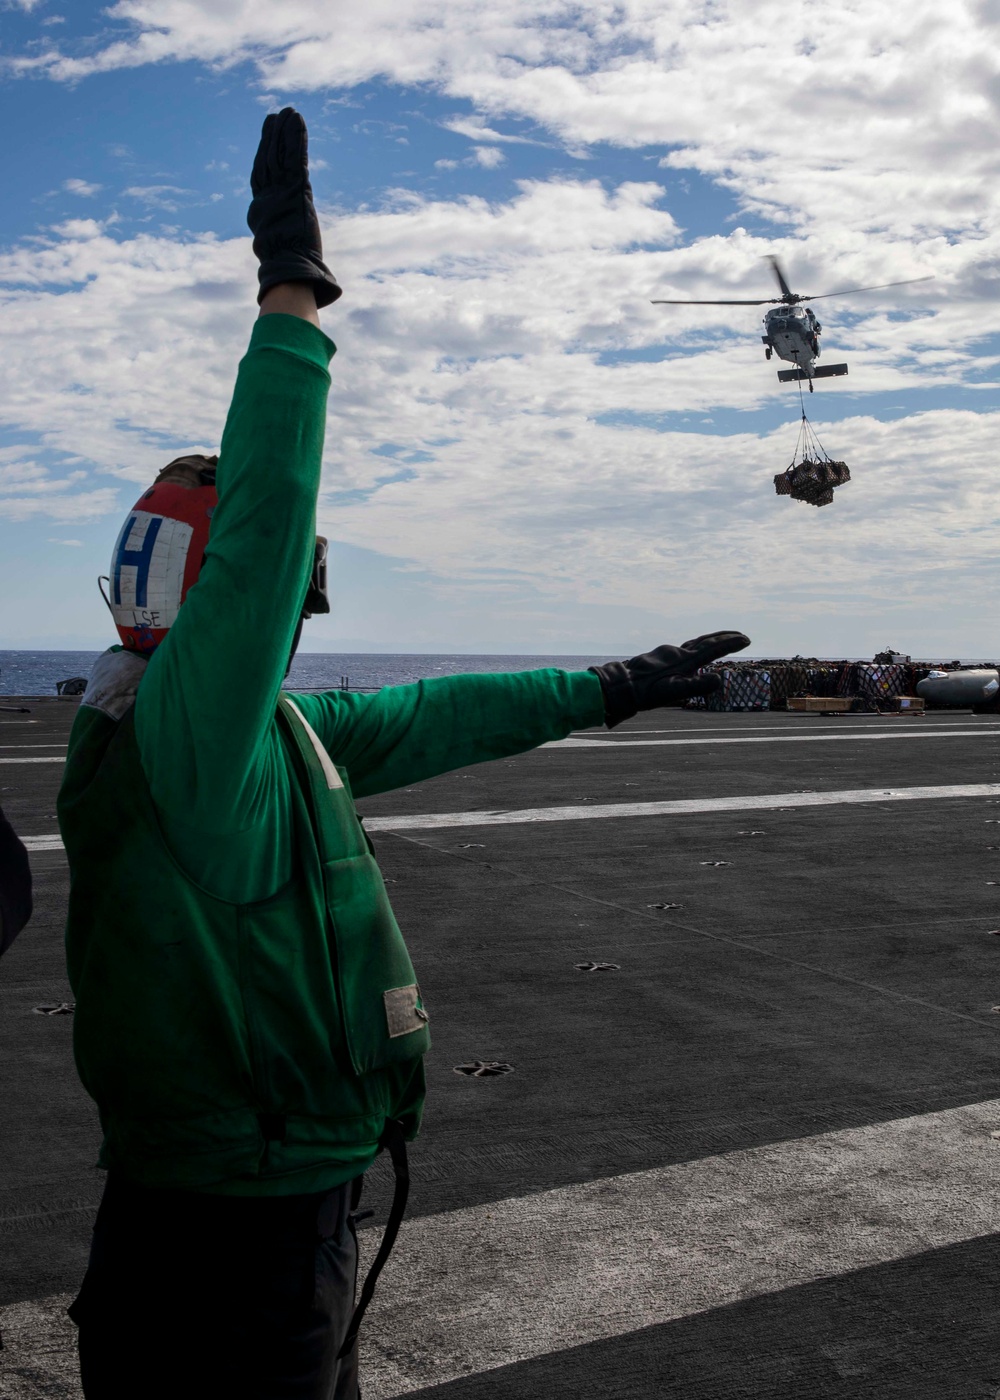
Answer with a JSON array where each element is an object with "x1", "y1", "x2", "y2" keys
[{"x1": 58, "y1": 312, "x2": 606, "y2": 1196}]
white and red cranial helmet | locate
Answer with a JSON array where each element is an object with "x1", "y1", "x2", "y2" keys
[{"x1": 107, "y1": 454, "x2": 218, "y2": 655}]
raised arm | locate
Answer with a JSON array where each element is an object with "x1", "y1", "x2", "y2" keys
[{"x1": 134, "y1": 110, "x2": 339, "y2": 832}]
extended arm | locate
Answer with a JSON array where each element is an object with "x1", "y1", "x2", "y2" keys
[
  {"x1": 292, "y1": 631, "x2": 751, "y2": 799},
  {"x1": 294, "y1": 668, "x2": 606, "y2": 798}
]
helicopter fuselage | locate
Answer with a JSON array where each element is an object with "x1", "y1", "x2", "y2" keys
[{"x1": 761, "y1": 304, "x2": 821, "y2": 374}]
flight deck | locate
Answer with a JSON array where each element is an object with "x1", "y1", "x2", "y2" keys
[{"x1": 2, "y1": 698, "x2": 1000, "y2": 1399}]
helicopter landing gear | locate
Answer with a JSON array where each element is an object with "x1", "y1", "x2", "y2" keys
[
  {"x1": 765, "y1": 347, "x2": 772, "y2": 360},
  {"x1": 808, "y1": 379, "x2": 814, "y2": 393}
]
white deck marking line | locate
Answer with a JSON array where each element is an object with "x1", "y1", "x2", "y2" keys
[
  {"x1": 364, "y1": 784, "x2": 1000, "y2": 831},
  {"x1": 545, "y1": 730, "x2": 1000, "y2": 748},
  {"x1": 0, "y1": 756, "x2": 65, "y2": 764},
  {"x1": 605, "y1": 728, "x2": 991, "y2": 739},
  {"x1": 8, "y1": 1098, "x2": 1000, "y2": 1395},
  {"x1": 348, "y1": 1098, "x2": 1000, "y2": 1396},
  {"x1": 22, "y1": 782, "x2": 1000, "y2": 850},
  {"x1": 0, "y1": 743, "x2": 68, "y2": 749}
]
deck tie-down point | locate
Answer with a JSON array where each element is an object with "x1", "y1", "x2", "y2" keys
[
  {"x1": 453, "y1": 1060, "x2": 514, "y2": 1077},
  {"x1": 700, "y1": 861, "x2": 731, "y2": 867},
  {"x1": 648, "y1": 902, "x2": 683, "y2": 910},
  {"x1": 33, "y1": 1002, "x2": 75, "y2": 1015},
  {"x1": 574, "y1": 961, "x2": 620, "y2": 972}
]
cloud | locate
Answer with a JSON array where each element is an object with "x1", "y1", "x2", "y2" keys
[
  {"x1": 0, "y1": 177, "x2": 994, "y2": 642},
  {"x1": 441, "y1": 116, "x2": 544, "y2": 146},
  {"x1": 434, "y1": 148, "x2": 507, "y2": 171},
  {"x1": 1, "y1": 490, "x2": 117, "y2": 522},
  {"x1": 3, "y1": 2, "x2": 998, "y2": 652},
  {"x1": 48, "y1": 537, "x2": 84, "y2": 545},
  {"x1": 8, "y1": 2, "x2": 998, "y2": 242},
  {"x1": 122, "y1": 184, "x2": 198, "y2": 212},
  {"x1": 0, "y1": 455, "x2": 117, "y2": 522},
  {"x1": 63, "y1": 178, "x2": 102, "y2": 197},
  {"x1": 44, "y1": 216, "x2": 115, "y2": 241},
  {"x1": 473, "y1": 146, "x2": 505, "y2": 169}
]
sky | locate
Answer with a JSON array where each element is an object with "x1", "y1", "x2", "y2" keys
[{"x1": 0, "y1": 0, "x2": 998, "y2": 658}]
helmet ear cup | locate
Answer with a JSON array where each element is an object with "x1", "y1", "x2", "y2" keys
[{"x1": 302, "y1": 536, "x2": 330, "y2": 618}]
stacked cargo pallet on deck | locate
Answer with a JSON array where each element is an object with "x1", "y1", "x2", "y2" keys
[{"x1": 685, "y1": 659, "x2": 1000, "y2": 713}]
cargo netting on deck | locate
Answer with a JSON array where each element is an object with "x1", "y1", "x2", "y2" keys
[
  {"x1": 687, "y1": 668, "x2": 770, "y2": 711},
  {"x1": 838, "y1": 663, "x2": 908, "y2": 704},
  {"x1": 682, "y1": 659, "x2": 1000, "y2": 711}
]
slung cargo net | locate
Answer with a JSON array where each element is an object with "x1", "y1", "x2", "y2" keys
[{"x1": 774, "y1": 411, "x2": 850, "y2": 507}]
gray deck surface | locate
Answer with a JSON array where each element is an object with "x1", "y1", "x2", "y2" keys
[{"x1": 2, "y1": 697, "x2": 1000, "y2": 1397}]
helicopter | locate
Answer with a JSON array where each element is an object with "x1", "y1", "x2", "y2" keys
[{"x1": 651, "y1": 256, "x2": 933, "y2": 391}]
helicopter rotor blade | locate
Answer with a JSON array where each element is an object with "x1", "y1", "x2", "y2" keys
[
  {"x1": 799, "y1": 276, "x2": 935, "y2": 302},
  {"x1": 766, "y1": 255, "x2": 794, "y2": 299},
  {"x1": 650, "y1": 298, "x2": 780, "y2": 306}
]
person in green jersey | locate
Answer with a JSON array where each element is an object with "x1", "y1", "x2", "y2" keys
[{"x1": 59, "y1": 108, "x2": 749, "y2": 1400}]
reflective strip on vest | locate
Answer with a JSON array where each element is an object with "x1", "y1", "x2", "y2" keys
[{"x1": 283, "y1": 697, "x2": 344, "y2": 790}]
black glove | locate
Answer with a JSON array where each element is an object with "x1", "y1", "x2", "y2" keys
[
  {"x1": 247, "y1": 107, "x2": 341, "y2": 309},
  {"x1": 589, "y1": 631, "x2": 751, "y2": 728}
]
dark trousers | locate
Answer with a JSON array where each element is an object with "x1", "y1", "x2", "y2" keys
[{"x1": 67, "y1": 1170, "x2": 366, "y2": 1400}]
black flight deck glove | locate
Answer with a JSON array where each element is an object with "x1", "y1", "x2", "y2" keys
[
  {"x1": 247, "y1": 107, "x2": 341, "y2": 309},
  {"x1": 589, "y1": 631, "x2": 751, "y2": 729}
]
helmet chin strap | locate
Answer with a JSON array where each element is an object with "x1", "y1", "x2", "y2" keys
[{"x1": 285, "y1": 613, "x2": 305, "y2": 679}]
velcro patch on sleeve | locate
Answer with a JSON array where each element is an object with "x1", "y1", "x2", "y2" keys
[
  {"x1": 383, "y1": 985, "x2": 429, "y2": 1038},
  {"x1": 81, "y1": 649, "x2": 149, "y2": 722}
]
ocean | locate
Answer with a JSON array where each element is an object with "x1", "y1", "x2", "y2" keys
[{"x1": 0, "y1": 650, "x2": 615, "y2": 698}]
